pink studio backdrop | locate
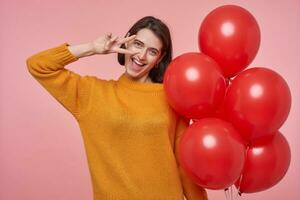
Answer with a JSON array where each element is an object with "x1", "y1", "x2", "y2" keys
[{"x1": 1, "y1": 0, "x2": 299, "y2": 199}]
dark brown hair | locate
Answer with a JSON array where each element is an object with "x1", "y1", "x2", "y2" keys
[{"x1": 117, "y1": 16, "x2": 172, "y2": 83}]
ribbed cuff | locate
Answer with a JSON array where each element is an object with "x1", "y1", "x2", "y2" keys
[{"x1": 51, "y1": 43, "x2": 79, "y2": 66}]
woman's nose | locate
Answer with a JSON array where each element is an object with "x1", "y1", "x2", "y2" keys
[{"x1": 138, "y1": 48, "x2": 147, "y2": 60}]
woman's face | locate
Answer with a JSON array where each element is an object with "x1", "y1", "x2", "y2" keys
[{"x1": 124, "y1": 28, "x2": 163, "y2": 83}]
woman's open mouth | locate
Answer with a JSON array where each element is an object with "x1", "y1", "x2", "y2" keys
[
  {"x1": 131, "y1": 58, "x2": 146, "y2": 71},
  {"x1": 132, "y1": 58, "x2": 146, "y2": 67}
]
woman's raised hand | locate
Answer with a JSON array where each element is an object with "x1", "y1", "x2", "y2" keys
[
  {"x1": 67, "y1": 33, "x2": 137, "y2": 59},
  {"x1": 91, "y1": 33, "x2": 137, "y2": 55}
]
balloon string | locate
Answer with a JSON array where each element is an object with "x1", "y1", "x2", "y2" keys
[
  {"x1": 236, "y1": 145, "x2": 250, "y2": 198},
  {"x1": 236, "y1": 173, "x2": 243, "y2": 199},
  {"x1": 235, "y1": 188, "x2": 242, "y2": 200},
  {"x1": 237, "y1": 191, "x2": 242, "y2": 200},
  {"x1": 224, "y1": 188, "x2": 229, "y2": 200},
  {"x1": 230, "y1": 185, "x2": 233, "y2": 200}
]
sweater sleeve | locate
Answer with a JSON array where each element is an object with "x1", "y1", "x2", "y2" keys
[
  {"x1": 174, "y1": 117, "x2": 208, "y2": 200},
  {"x1": 26, "y1": 43, "x2": 96, "y2": 119}
]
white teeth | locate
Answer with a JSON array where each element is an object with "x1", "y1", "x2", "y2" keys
[{"x1": 133, "y1": 58, "x2": 145, "y2": 66}]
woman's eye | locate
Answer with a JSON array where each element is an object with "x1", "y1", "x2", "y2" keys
[
  {"x1": 149, "y1": 50, "x2": 157, "y2": 56},
  {"x1": 134, "y1": 41, "x2": 142, "y2": 48}
]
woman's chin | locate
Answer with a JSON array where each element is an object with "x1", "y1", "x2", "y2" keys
[
  {"x1": 125, "y1": 68, "x2": 140, "y2": 79},
  {"x1": 125, "y1": 64, "x2": 143, "y2": 76}
]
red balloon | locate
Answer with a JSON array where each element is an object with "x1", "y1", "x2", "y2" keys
[
  {"x1": 199, "y1": 5, "x2": 260, "y2": 77},
  {"x1": 235, "y1": 132, "x2": 291, "y2": 193},
  {"x1": 191, "y1": 78, "x2": 230, "y2": 121},
  {"x1": 179, "y1": 118, "x2": 246, "y2": 189},
  {"x1": 163, "y1": 53, "x2": 226, "y2": 119},
  {"x1": 224, "y1": 67, "x2": 291, "y2": 143}
]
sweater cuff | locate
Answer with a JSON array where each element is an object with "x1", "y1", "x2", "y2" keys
[{"x1": 51, "y1": 43, "x2": 79, "y2": 66}]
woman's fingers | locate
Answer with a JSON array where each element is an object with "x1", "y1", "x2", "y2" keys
[
  {"x1": 106, "y1": 32, "x2": 112, "y2": 39},
  {"x1": 110, "y1": 35, "x2": 119, "y2": 42},
  {"x1": 101, "y1": 33, "x2": 137, "y2": 55},
  {"x1": 107, "y1": 35, "x2": 118, "y2": 46},
  {"x1": 114, "y1": 47, "x2": 138, "y2": 55},
  {"x1": 117, "y1": 35, "x2": 136, "y2": 45},
  {"x1": 105, "y1": 35, "x2": 119, "y2": 50}
]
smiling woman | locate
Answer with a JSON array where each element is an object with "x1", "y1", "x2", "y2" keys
[
  {"x1": 123, "y1": 28, "x2": 163, "y2": 82},
  {"x1": 26, "y1": 16, "x2": 207, "y2": 200},
  {"x1": 118, "y1": 16, "x2": 172, "y2": 83}
]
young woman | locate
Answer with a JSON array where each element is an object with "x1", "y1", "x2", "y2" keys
[{"x1": 27, "y1": 16, "x2": 207, "y2": 200}]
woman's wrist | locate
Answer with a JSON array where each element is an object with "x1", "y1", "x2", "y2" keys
[{"x1": 67, "y1": 42, "x2": 96, "y2": 59}]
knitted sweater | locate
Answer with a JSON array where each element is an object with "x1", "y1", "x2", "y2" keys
[{"x1": 26, "y1": 43, "x2": 207, "y2": 200}]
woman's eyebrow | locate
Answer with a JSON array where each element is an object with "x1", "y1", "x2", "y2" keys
[{"x1": 134, "y1": 39, "x2": 160, "y2": 52}]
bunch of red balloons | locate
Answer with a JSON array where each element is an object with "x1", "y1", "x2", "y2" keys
[{"x1": 163, "y1": 5, "x2": 291, "y2": 195}]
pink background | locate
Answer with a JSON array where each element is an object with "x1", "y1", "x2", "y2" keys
[{"x1": 1, "y1": 0, "x2": 299, "y2": 199}]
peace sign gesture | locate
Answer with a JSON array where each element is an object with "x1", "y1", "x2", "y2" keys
[{"x1": 91, "y1": 33, "x2": 137, "y2": 55}]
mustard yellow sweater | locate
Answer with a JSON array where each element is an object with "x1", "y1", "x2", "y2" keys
[{"x1": 26, "y1": 43, "x2": 207, "y2": 200}]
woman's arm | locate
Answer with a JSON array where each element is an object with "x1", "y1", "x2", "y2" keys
[
  {"x1": 26, "y1": 34, "x2": 137, "y2": 119},
  {"x1": 26, "y1": 43, "x2": 95, "y2": 119},
  {"x1": 174, "y1": 117, "x2": 208, "y2": 200}
]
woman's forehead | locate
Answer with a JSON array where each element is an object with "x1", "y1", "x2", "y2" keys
[{"x1": 135, "y1": 28, "x2": 163, "y2": 50}]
